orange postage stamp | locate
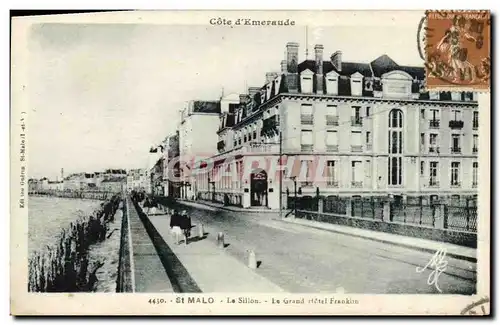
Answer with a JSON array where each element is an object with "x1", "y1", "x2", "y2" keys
[{"x1": 425, "y1": 10, "x2": 490, "y2": 91}]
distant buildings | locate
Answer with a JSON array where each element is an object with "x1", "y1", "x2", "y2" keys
[{"x1": 126, "y1": 168, "x2": 151, "y2": 192}]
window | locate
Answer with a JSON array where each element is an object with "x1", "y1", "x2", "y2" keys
[
  {"x1": 473, "y1": 162, "x2": 478, "y2": 186},
  {"x1": 326, "y1": 161, "x2": 338, "y2": 186},
  {"x1": 473, "y1": 111, "x2": 479, "y2": 129},
  {"x1": 389, "y1": 109, "x2": 403, "y2": 128},
  {"x1": 366, "y1": 107, "x2": 371, "y2": 117},
  {"x1": 301, "y1": 130, "x2": 313, "y2": 151},
  {"x1": 430, "y1": 109, "x2": 440, "y2": 121},
  {"x1": 301, "y1": 71, "x2": 314, "y2": 94},
  {"x1": 429, "y1": 161, "x2": 439, "y2": 186},
  {"x1": 351, "y1": 131, "x2": 362, "y2": 152},
  {"x1": 326, "y1": 131, "x2": 338, "y2": 151},
  {"x1": 429, "y1": 91, "x2": 440, "y2": 100},
  {"x1": 351, "y1": 161, "x2": 363, "y2": 186},
  {"x1": 420, "y1": 161, "x2": 425, "y2": 176},
  {"x1": 351, "y1": 75, "x2": 363, "y2": 96},
  {"x1": 365, "y1": 160, "x2": 372, "y2": 179},
  {"x1": 464, "y1": 92, "x2": 474, "y2": 101},
  {"x1": 366, "y1": 131, "x2": 371, "y2": 144},
  {"x1": 420, "y1": 133, "x2": 425, "y2": 150},
  {"x1": 326, "y1": 105, "x2": 339, "y2": 126},
  {"x1": 429, "y1": 133, "x2": 438, "y2": 152},
  {"x1": 301, "y1": 104, "x2": 314, "y2": 125},
  {"x1": 253, "y1": 131, "x2": 257, "y2": 140},
  {"x1": 388, "y1": 109, "x2": 404, "y2": 186},
  {"x1": 420, "y1": 109, "x2": 425, "y2": 119},
  {"x1": 451, "y1": 162, "x2": 460, "y2": 186},
  {"x1": 451, "y1": 109, "x2": 462, "y2": 121},
  {"x1": 352, "y1": 106, "x2": 362, "y2": 125},
  {"x1": 326, "y1": 72, "x2": 339, "y2": 95},
  {"x1": 451, "y1": 134, "x2": 461, "y2": 153},
  {"x1": 451, "y1": 92, "x2": 461, "y2": 101},
  {"x1": 300, "y1": 160, "x2": 312, "y2": 185}
]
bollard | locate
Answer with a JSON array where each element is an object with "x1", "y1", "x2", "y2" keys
[
  {"x1": 198, "y1": 223, "x2": 204, "y2": 239},
  {"x1": 217, "y1": 232, "x2": 225, "y2": 248},
  {"x1": 248, "y1": 250, "x2": 257, "y2": 269}
]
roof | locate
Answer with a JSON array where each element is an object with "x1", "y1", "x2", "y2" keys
[
  {"x1": 370, "y1": 54, "x2": 424, "y2": 79},
  {"x1": 102, "y1": 177, "x2": 126, "y2": 183}
]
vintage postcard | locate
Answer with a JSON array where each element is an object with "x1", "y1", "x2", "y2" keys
[{"x1": 10, "y1": 10, "x2": 491, "y2": 316}]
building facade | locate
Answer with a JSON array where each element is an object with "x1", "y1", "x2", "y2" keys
[{"x1": 191, "y1": 42, "x2": 479, "y2": 209}]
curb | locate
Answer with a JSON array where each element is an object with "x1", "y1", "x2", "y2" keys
[
  {"x1": 177, "y1": 200, "x2": 280, "y2": 214},
  {"x1": 279, "y1": 218, "x2": 477, "y2": 264}
]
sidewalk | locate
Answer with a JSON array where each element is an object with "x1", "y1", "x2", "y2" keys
[
  {"x1": 281, "y1": 217, "x2": 477, "y2": 262},
  {"x1": 177, "y1": 199, "x2": 280, "y2": 215},
  {"x1": 144, "y1": 210, "x2": 285, "y2": 293}
]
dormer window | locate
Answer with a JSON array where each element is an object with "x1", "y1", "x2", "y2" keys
[
  {"x1": 381, "y1": 70, "x2": 412, "y2": 99},
  {"x1": 300, "y1": 69, "x2": 314, "y2": 94},
  {"x1": 429, "y1": 91, "x2": 440, "y2": 100},
  {"x1": 451, "y1": 91, "x2": 461, "y2": 101},
  {"x1": 325, "y1": 70, "x2": 339, "y2": 95},
  {"x1": 350, "y1": 72, "x2": 363, "y2": 96},
  {"x1": 274, "y1": 76, "x2": 281, "y2": 96}
]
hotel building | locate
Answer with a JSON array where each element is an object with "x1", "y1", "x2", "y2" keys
[{"x1": 190, "y1": 42, "x2": 479, "y2": 209}]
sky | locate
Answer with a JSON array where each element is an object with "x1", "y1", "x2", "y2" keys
[{"x1": 26, "y1": 12, "x2": 424, "y2": 180}]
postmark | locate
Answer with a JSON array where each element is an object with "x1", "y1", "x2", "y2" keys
[
  {"x1": 424, "y1": 10, "x2": 490, "y2": 90},
  {"x1": 460, "y1": 297, "x2": 490, "y2": 315}
]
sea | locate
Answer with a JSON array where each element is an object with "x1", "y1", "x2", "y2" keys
[{"x1": 28, "y1": 196, "x2": 122, "y2": 292}]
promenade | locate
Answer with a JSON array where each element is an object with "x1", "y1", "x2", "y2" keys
[{"x1": 127, "y1": 196, "x2": 284, "y2": 293}]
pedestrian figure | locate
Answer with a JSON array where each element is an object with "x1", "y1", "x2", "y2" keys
[
  {"x1": 170, "y1": 210, "x2": 183, "y2": 245},
  {"x1": 180, "y1": 210, "x2": 192, "y2": 246}
]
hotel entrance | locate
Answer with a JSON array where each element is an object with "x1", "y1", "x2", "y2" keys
[{"x1": 250, "y1": 169, "x2": 268, "y2": 207}]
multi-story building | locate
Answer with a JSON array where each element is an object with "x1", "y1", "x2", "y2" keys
[
  {"x1": 126, "y1": 168, "x2": 151, "y2": 192},
  {"x1": 159, "y1": 132, "x2": 180, "y2": 198},
  {"x1": 178, "y1": 95, "x2": 239, "y2": 199},
  {"x1": 191, "y1": 42, "x2": 479, "y2": 209}
]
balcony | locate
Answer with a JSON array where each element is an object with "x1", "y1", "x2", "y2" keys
[
  {"x1": 451, "y1": 146, "x2": 462, "y2": 154},
  {"x1": 429, "y1": 119, "x2": 440, "y2": 128},
  {"x1": 450, "y1": 181, "x2": 461, "y2": 188},
  {"x1": 472, "y1": 182, "x2": 478, "y2": 188},
  {"x1": 351, "y1": 145, "x2": 363, "y2": 153},
  {"x1": 351, "y1": 181, "x2": 363, "y2": 188},
  {"x1": 473, "y1": 147, "x2": 478, "y2": 154},
  {"x1": 429, "y1": 146, "x2": 440, "y2": 154},
  {"x1": 351, "y1": 116, "x2": 363, "y2": 127},
  {"x1": 326, "y1": 145, "x2": 339, "y2": 152},
  {"x1": 366, "y1": 144, "x2": 373, "y2": 151},
  {"x1": 244, "y1": 142, "x2": 279, "y2": 153},
  {"x1": 449, "y1": 120, "x2": 464, "y2": 129},
  {"x1": 301, "y1": 181, "x2": 314, "y2": 188},
  {"x1": 473, "y1": 121, "x2": 479, "y2": 130},
  {"x1": 301, "y1": 144, "x2": 314, "y2": 152},
  {"x1": 326, "y1": 115, "x2": 339, "y2": 126},
  {"x1": 327, "y1": 181, "x2": 339, "y2": 188},
  {"x1": 301, "y1": 114, "x2": 314, "y2": 125}
]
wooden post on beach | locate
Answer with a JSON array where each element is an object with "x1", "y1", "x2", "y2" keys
[
  {"x1": 248, "y1": 250, "x2": 257, "y2": 269},
  {"x1": 198, "y1": 224, "x2": 204, "y2": 239},
  {"x1": 217, "y1": 232, "x2": 225, "y2": 248}
]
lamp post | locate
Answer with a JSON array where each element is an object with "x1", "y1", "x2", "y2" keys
[{"x1": 291, "y1": 176, "x2": 297, "y2": 217}]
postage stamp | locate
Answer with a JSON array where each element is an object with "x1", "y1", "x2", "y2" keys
[
  {"x1": 424, "y1": 10, "x2": 490, "y2": 90},
  {"x1": 10, "y1": 10, "x2": 491, "y2": 316}
]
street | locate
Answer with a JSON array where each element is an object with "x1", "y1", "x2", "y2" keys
[{"x1": 169, "y1": 202, "x2": 476, "y2": 294}]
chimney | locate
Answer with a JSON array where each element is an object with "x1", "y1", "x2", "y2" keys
[
  {"x1": 280, "y1": 60, "x2": 287, "y2": 73},
  {"x1": 286, "y1": 42, "x2": 299, "y2": 73},
  {"x1": 248, "y1": 87, "x2": 261, "y2": 99},
  {"x1": 239, "y1": 94, "x2": 248, "y2": 104},
  {"x1": 314, "y1": 44, "x2": 324, "y2": 94},
  {"x1": 331, "y1": 51, "x2": 342, "y2": 71},
  {"x1": 265, "y1": 72, "x2": 278, "y2": 84},
  {"x1": 286, "y1": 42, "x2": 299, "y2": 93}
]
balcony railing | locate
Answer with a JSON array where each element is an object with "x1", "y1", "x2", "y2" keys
[
  {"x1": 429, "y1": 146, "x2": 440, "y2": 153},
  {"x1": 301, "y1": 114, "x2": 314, "y2": 125},
  {"x1": 326, "y1": 115, "x2": 339, "y2": 126},
  {"x1": 450, "y1": 181, "x2": 461, "y2": 188},
  {"x1": 351, "y1": 116, "x2": 363, "y2": 126},
  {"x1": 351, "y1": 181, "x2": 363, "y2": 188},
  {"x1": 301, "y1": 181, "x2": 313, "y2": 188},
  {"x1": 451, "y1": 146, "x2": 462, "y2": 154},
  {"x1": 473, "y1": 121, "x2": 479, "y2": 130},
  {"x1": 326, "y1": 181, "x2": 339, "y2": 188},
  {"x1": 429, "y1": 180, "x2": 440, "y2": 187},
  {"x1": 244, "y1": 142, "x2": 279, "y2": 153},
  {"x1": 449, "y1": 120, "x2": 464, "y2": 129},
  {"x1": 301, "y1": 144, "x2": 314, "y2": 152},
  {"x1": 351, "y1": 145, "x2": 363, "y2": 152},
  {"x1": 472, "y1": 182, "x2": 478, "y2": 188},
  {"x1": 429, "y1": 119, "x2": 440, "y2": 128},
  {"x1": 366, "y1": 144, "x2": 373, "y2": 151},
  {"x1": 326, "y1": 145, "x2": 339, "y2": 152},
  {"x1": 473, "y1": 147, "x2": 478, "y2": 154}
]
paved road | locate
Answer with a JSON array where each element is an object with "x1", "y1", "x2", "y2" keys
[{"x1": 170, "y1": 202, "x2": 476, "y2": 294}]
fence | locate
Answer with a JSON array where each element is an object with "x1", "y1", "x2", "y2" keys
[
  {"x1": 30, "y1": 190, "x2": 115, "y2": 201},
  {"x1": 116, "y1": 198, "x2": 133, "y2": 292},
  {"x1": 288, "y1": 195, "x2": 478, "y2": 233}
]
